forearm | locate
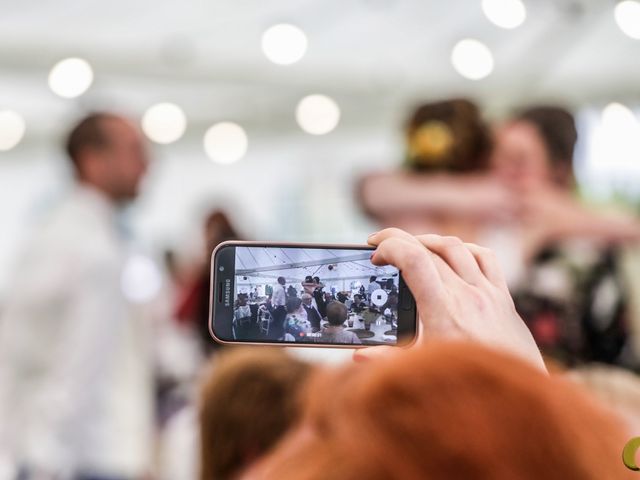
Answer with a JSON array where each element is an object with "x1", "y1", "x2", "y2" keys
[
  {"x1": 359, "y1": 172, "x2": 491, "y2": 218},
  {"x1": 547, "y1": 205, "x2": 640, "y2": 244}
]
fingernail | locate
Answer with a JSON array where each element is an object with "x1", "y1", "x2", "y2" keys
[{"x1": 368, "y1": 231, "x2": 379, "y2": 239}]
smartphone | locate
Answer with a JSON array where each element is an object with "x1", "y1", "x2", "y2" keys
[{"x1": 209, "y1": 241, "x2": 418, "y2": 347}]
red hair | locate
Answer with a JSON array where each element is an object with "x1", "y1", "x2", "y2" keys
[{"x1": 250, "y1": 341, "x2": 632, "y2": 480}]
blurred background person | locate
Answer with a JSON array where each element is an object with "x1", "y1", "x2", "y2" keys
[
  {"x1": 358, "y1": 98, "x2": 509, "y2": 241},
  {"x1": 0, "y1": 113, "x2": 154, "y2": 480},
  {"x1": 492, "y1": 106, "x2": 640, "y2": 368},
  {"x1": 491, "y1": 106, "x2": 640, "y2": 263},
  {"x1": 176, "y1": 210, "x2": 242, "y2": 357},
  {"x1": 199, "y1": 348, "x2": 311, "y2": 480}
]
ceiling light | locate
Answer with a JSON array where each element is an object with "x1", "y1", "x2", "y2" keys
[
  {"x1": 204, "y1": 122, "x2": 248, "y2": 164},
  {"x1": 261, "y1": 24, "x2": 308, "y2": 65},
  {"x1": 482, "y1": 0, "x2": 526, "y2": 29},
  {"x1": 48, "y1": 57, "x2": 94, "y2": 98},
  {"x1": 615, "y1": 1, "x2": 640, "y2": 39},
  {"x1": 0, "y1": 110, "x2": 26, "y2": 151},
  {"x1": 296, "y1": 94, "x2": 341, "y2": 135},
  {"x1": 451, "y1": 39, "x2": 494, "y2": 80},
  {"x1": 141, "y1": 102, "x2": 187, "y2": 144}
]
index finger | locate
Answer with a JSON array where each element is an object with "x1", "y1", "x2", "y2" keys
[
  {"x1": 369, "y1": 236, "x2": 445, "y2": 311},
  {"x1": 367, "y1": 227, "x2": 418, "y2": 247}
]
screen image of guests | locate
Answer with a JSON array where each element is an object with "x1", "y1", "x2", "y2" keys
[
  {"x1": 230, "y1": 246, "x2": 400, "y2": 345},
  {"x1": 301, "y1": 293, "x2": 323, "y2": 333}
]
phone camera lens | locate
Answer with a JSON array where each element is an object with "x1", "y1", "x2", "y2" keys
[{"x1": 219, "y1": 266, "x2": 225, "y2": 272}]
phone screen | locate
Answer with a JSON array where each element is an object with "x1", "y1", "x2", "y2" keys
[{"x1": 210, "y1": 242, "x2": 417, "y2": 347}]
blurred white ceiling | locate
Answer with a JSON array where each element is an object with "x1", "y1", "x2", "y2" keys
[{"x1": 1, "y1": 0, "x2": 639, "y2": 144}]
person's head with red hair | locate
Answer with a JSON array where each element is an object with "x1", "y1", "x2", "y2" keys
[{"x1": 248, "y1": 341, "x2": 632, "y2": 480}]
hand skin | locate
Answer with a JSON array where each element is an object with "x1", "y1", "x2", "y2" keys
[{"x1": 355, "y1": 228, "x2": 546, "y2": 373}]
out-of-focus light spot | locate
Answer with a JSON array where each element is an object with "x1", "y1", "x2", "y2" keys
[
  {"x1": 482, "y1": 0, "x2": 526, "y2": 29},
  {"x1": 141, "y1": 103, "x2": 187, "y2": 144},
  {"x1": 296, "y1": 94, "x2": 341, "y2": 135},
  {"x1": 121, "y1": 254, "x2": 163, "y2": 303},
  {"x1": 0, "y1": 110, "x2": 26, "y2": 151},
  {"x1": 204, "y1": 122, "x2": 248, "y2": 164},
  {"x1": 48, "y1": 58, "x2": 94, "y2": 98},
  {"x1": 615, "y1": 1, "x2": 640, "y2": 39},
  {"x1": 590, "y1": 102, "x2": 640, "y2": 179},
  {"x1": 451, "y1": 39, "x2": 494, "y2": 80},
  {"x1": 261, "y1": 24, "x2": 308, "y2": 65},
  {"x1": 602, "y1": 102, "x2": 637, "y2": 130}
]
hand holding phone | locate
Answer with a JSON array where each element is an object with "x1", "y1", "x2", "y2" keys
[
  {"x1": 210, "y1": 242, "x2": 418, "y2": 347},
  {"x1": 365, "y1": 229, "x2": 546, "y2": 371}
]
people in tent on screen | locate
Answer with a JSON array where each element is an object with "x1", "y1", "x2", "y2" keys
[
  {"x1": 324, "y1": 291, "x2": 335, "y2": 304},
  {"x1": 233, "y1": 294, "x2": 253, "y2": 339},
  {"x1": 367, "y1": 276, "x2": 379, "y2": 303},
  {"x1": 336, "y1": 291, "x2": 350, "y2": 304},
  {"x1": 301, "y1": 276, "x2": 316, "y2": 296},
  {"x1": 316, "y1": 302, "x2": 361, "y2": 345},
  {"x1": 351, "y1": 294, "x2": 366, "y2": 314},
  {"x1": 301, "y1": 293, "x2": 323, "y2": 333},
  {"x1": 311, "y1": 276, "x2": 327, "y2": 318},
  {"x1": 270, "y1": 277, "x2": 288, "y2": 340},
  {"x1": 384, "y1": 278, "x2": 398, "y2": 295},
  {"x1": 284, "y1": 297, "x2": 311, "y2": 341}
]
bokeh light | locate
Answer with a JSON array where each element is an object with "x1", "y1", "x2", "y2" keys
[
  {"x1": 614, "y1": 1, "x2": 640, "y2": 39},
  {"x1": 261, "y1": 24, "x2": 308, "y2": 65},
  {"x1": 296, "y1": 94, "x2": 341, "y2": 135},
  {"x1": 204, "y1": 122, "x2": 248, "y2": 164},
  {"x1": 482, "y1": 0, "x2": 526, "y2": 29},
  {"x1": 602, "y1": 102, "x2": 637, "y2": 129},
  {"x1": 141, "y1": 102, "x2": 187, "y2": 144},
  {"x1": 48, "y1": 57, "x2": 94, "y2": 98},
  {"x1": 0, "y1": 110, "x2": 26, "y2": 151},
  {"x1": 451, "y1": 39, "x2": 494, "y2": 80}
]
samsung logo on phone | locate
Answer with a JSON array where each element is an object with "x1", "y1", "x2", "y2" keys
[{"x1": 223, "y1": 278, "x2": 232, "y2": 307}]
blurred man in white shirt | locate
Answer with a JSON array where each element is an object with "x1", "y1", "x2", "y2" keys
[{"x1": 0, "y1": 113, "x2": 153, "y2": 480}]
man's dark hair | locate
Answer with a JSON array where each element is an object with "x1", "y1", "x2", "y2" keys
[
  {"x1": 369, "y1": 276, "x2": 377, "y2": 283},
  {"x1": 313, "y1": 276, "x2": 320, "y2": 284},
  {"x1": 277, "y1": 277, "x2": 286, "y2": 285},
  {"x1": 326, "y1": 301, "x2": 348, "y2": 326},
  {"x1": 354, "y1": 294, "x2": 362, "y2": 301},
  {"x1": 65, "y1": 113, "x2": 118, "y2": 172}
]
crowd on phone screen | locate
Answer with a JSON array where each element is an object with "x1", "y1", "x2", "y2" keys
[
  {"x1": 231, "y1": 274, "x2": 399, "y2": 345},
  {"x1": 2, "y1": 96, "x2": 640, "y2": 480}
]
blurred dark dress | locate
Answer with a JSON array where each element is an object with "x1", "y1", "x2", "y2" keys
[{"x1": 513, "y1": 244, "x2": 634, "y2": 369}]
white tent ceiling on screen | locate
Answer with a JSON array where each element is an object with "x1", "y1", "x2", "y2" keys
[{"x1": 234, "y1": 247, "x2": 396, "y2": 284}]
